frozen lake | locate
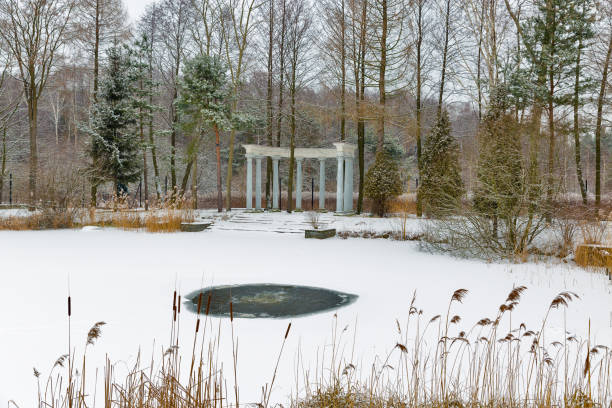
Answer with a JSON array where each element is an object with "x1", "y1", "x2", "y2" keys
[{"x1": 1, "y1": 213, "x2": 611, "y2": 406}]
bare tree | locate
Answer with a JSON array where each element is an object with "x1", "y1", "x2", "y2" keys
[
  {"x1": 218, "y1": 0, "x2": 261, "y2": 211},
  {"x1": 369, "y1": 0, "x2": 406, "y2": 152},
  {"x1": 138, "y1": 4, "x2": 164, "y2": 201},
  {"x1": 286, "y1": 0, "x2": 313, "y2": 212},
  {"x1": 347, "y1": 0, "x2": 369, "y2": 212},
  {"x1": 0, "y1": 0, "x2": 76, "y2": 208},
  {"x1": 0, "y1": 50, "x2": 20, "y2": 203},
  {"x1": 158, "y1": 0, "x2": 191, "y2": 197}
]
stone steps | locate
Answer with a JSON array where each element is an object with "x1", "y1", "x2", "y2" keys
[{"x1": 209, "y1": 211, "x2": 335, "y2": 234}]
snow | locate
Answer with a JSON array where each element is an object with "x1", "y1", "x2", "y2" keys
[
  {"x1": 0, "y1": 208, "x2": 33, "y2": 218},
  {"x1": 0, "y1": 211, "x2": 611, "y2": 406}
]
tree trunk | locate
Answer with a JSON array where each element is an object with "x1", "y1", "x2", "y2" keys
[
  {"x1": 266, "y1": 0, "x2": 274, "y2": 208},
  {"x1": 340, "y1": 0, "x2": 346, "y2": 142},
  {"x1": 545, "y1": 6, "x2": 556, "y2": 217},
  {"x1": 192, "y1": 137, "x2": 198, "y2": 209},
  {"x1": 437, "y1": 0, "x2": 451, "y2": 119},
  {"x1": 415, "y1": 0, "x2": 423, "y2": 217},
  {"x1": 288, "y1": 74, "x2": 296, "y2": 213},
  {"x1": 28, "y1": 97, "x2": 38, "y2": 209},
  {"x1": 357, "y1": 0, "x2": 367, "y2": 214},
  {"x1": 170, "y1": 91, "x2": 178, "y2": 196},
  {"x1": 595, "y1": 33, "x2": 612, "y2": 207},
  {"x1": 225, "y1": 125, "x2": 236, "y2": 211},
  {"x1": 377, "y1": 0, "x2": 387, "y2": 153},
  {"x1": 573, "y1": 31, "x2": 587, "y2": 205},
  {"x1": 93, "y1": 0, "x2": 100, "y2": 103},
  {"x1": 215, "y1": 124, "x2": 222, "y2": 212},
  {"x1": 477, "y1": 0, "x2": 484, "y2": 120},
  {"x1": 0, "y1": 128, "x2": 6, "y2": 203},
  {"x1": 139, "y1": 104, "x2": 149, "y2": 211}
]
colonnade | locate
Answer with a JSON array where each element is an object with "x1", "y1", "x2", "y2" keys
[{"x1": 242, "y1": 143, "x2": 357, "y2": 213}]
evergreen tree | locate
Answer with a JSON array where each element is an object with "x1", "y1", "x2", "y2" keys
[
  {"x1": 419, "y1": 111, "x2": 463, "y2": 217},
  {"x1": 86, "y1": 45, "x2": 141, "y2": 197},
  {"x1": 364, "y1": 151, "x2": 403, "y2": 217},
  {"x1": 473, "y1": 86, "x2": 523, "y2": 237},
  {"x1": 177, "y1": 54, "x2": 230, "y2": 212},
  {"x1": 132, "y1": 34, "x2": 158, "y2": 209}
]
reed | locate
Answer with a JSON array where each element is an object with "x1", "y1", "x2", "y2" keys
[{"x1": 33, "y1": 287, "x2": 611, "y2": 407}]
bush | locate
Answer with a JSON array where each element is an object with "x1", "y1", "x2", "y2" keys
[{"x1": 364, "y1": 152, "x2": 403, "y2": 216}]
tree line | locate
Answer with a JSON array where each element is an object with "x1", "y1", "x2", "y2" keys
[{"x1": 0, "y1": 0, "x2": 610, "y2": 215}]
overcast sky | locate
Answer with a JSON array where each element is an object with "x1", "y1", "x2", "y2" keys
[{"x1": 125, "y1": 0, "x2": 154, "y2": 22}]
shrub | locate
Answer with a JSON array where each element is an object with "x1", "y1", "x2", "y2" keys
[{"x1": 364, "y1": 152, "x2": 402, "y2": 216}]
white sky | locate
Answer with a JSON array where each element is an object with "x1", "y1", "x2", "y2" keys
[{"x1": 125, "y1": 0, "x2": 154, "y2": 22}]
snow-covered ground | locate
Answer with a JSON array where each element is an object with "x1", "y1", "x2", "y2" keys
[
  {"x1": 0, "y1": 207, "x2": 33, "y2": 218},
  {"x1": 0, "y1": 211, "x2": 611, "y2": 406}
]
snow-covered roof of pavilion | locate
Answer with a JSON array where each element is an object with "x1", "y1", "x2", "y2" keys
[{"x1": 242, "y1": 142, "x2": 357, "y2": 159}]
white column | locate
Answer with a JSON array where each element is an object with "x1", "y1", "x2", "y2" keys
[
  {"x1": 336, "y1": 155, "x2": 344, "y2": 213},
  {"x1": 319, "y1": 159, "x2": 326, "y2": 210},
  {"x1": 296, "y1": 159, "x2": 303, "y2": 210},
  {"x1": 273, "y1": 157, "x2": 280, "y2": 210},
  {"x1": 246, "y1": 156, "x2": 253, "y2": 210},
  {"x1": 343, "y1": 156, "x2": 354, "y2": 212},
  {"x1": 255, "y1": 156, "x2": 262, "y2": 210}
]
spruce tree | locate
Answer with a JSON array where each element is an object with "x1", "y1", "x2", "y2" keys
[
  {"x1": 419, "y1": 111, "x2": 463, "y2": 217},
  {"x1": 86, "y1": 45, "x2": 141, "y2": 197}
]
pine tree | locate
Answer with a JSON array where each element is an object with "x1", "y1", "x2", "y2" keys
[
  {"x1": 473, "y1": 87, "x2": 523, "y2": 237},
  {"x1": 364, "y1": 151, "x2": 402, "y2": 217},
  {"x1": 177, "y1": 54, "x2": 231, "y2": 212},
  {"x1": 86, "y1": 45, "x2": 141, "y2": 198},
  {"x1": 132, "y1": 34, "x2": 158, "y2": 210},
  {"x1": 419, "y1": 111, "x2": 463, "y2": 217}
]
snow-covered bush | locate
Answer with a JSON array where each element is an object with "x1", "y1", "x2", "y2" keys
[{"x1": 364, "y1": 152, "x2": 403, "y2": 217}]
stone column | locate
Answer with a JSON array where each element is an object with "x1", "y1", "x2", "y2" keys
[
  {"x1": 336, "y1": 154, "x2": 344, "y2": 213},
  {"x1": 246, "y1": 156, "x2": 253, "y2": 210},
  {"x1": 296, "y1": 158, "x2": 303, "y2": 210},
  {"x1": 273, "y1": 157, "x2": 280, "y2": 210},
  {"x1": 255, "y1": 156, "x2": 262, "y2": 210},
  {"x1": 343, "y1": 156, "x2": 354, "y2": 212},
  {"x1": 319, "y1": 159, "x2": 326, "y2": 210}
]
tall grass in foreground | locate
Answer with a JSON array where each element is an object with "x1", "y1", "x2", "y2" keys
[{"x1": 32, "y1": 286, "x2": 611, "y2": 407}]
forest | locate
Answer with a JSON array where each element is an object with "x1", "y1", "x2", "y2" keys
[{"x1": 0, "y1": 0, "x2": 611, "y2": 221}]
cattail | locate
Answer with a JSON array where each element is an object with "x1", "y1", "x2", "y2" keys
[
  {"x1": 206, "y1": 294, "x2": 211, "y2": 315},
  {"x1": 195, "y1": 318, "x2": 200, "y2": 333},
  {"x1": 178, "y1": 296, "x2": 181, "y2": 314},
  {"x1": 230, "y1": 302, "x2": 233, "y2": 322},
  {"x1": 68, "y1": 296, "x2": 71, "y2": 317},
  {"x1": 173, "y1": 290, "x2": 177, "y2": 310},
  {"x1": 196, "y1": 293, "x2": 203, "y2": 314},
  {"x1": 284, "y1": 323, "x2": 291, "y2": 339}
]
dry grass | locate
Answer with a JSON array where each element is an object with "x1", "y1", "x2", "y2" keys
[
  {"x1": 32, "y1": 286, "x2": 611, "y2": 408},
  {"x1": 0, "y1": 196, "x2": 195, "y2": 232},
  {"x1": 0, "y1": 207, "x2": 83, "y2": 230}
]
